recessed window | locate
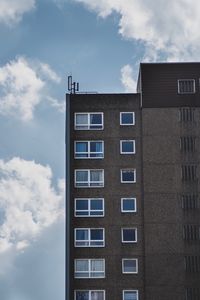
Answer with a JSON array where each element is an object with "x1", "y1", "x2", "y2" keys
[
  {"x1": 120, "y1": 140, "x2": 136, "y2": 154},
  {"x1": 121, "y1": 169, "x2": 136, "y2": 183},
  {"x1": 122, "y1": 228, "x2": 137, "y2": 243},
  {"x1": 75, "y1": 290, "x2": 105, "y2": 300},
  {"x1": 178, "y1": 79, "x2": 195, "y2": 94},
  {"x1": 75, "y1": 141, "x2": 104, "y2": 159},
  {"x1": 123, "y1": 290, "x2": 139, "y2": 300},
  {"x1": 75, "y1": 113, "x2": 103, "y2": 130},
  {"x1": 122, "y1": 259, "x2": 138, "y2": 274},
  {"x1": 120, "y1": 112, "x2": 135, "y2": 125},
  {"x1": 121, "y1": 198, "x2": 137, "y2": 213},
  {"x1": 75, "y1": 228, "x2": 105, "y2": 247},
  {"x1": 75, "y1": 198, "x2": 104, "y2": 217},
  {"x1": 74, "y1": 259, "x2": 105, "y2": 278},
  {"x1": 75, "y1": 169, "x2": 104, "y2": 188}
]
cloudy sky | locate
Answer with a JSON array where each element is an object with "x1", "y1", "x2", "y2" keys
[{"x1": 0, "y1": 0, "x2": 199, "y2": 299}]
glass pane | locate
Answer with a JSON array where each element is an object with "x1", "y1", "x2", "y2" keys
[
  {"x1": 91, "y1": 199, "x2": 103, "y2": 210},
  {"x1": 91, "y1": 291, "x2": 104, "y2": 300},
  {"x1": 124, "y1": 291, "x2": 137, "y2": 300},
  {"x1": 122, "y1": 199, "x2": 135, "y2": 211},
  {"x1": 90, "y1": 114, "x2": 102, "y2": 124},
  {"x1": 76, "y1": 291, "x2": 89, "y2": 300},
  {"x1": 76, "y1": 260, "x2": 88, "y2": 271},
  {"x1": 121, "y1": 113, "x2": 133, "y2": 124},
  {"x1": 123, "y1": 229, "x2": 136, "y2": 242},
  {"x1": 122, "y1": 171, "x2": 135, "y2": 182},
  {"x1": 90, "y1": 170, "x2": 102, "y2": 182},
  {"x1": 76, "y1": 229, "x2": 88, "y2": 240},
  {"x1": 91, "y1": 229, "x2": 103, "y2": 240},
  {"x1": 76, "y1": 142, "x2": 88, "y2": 152},
  {"x1": 90, "y1": 142, "x2": 102, "y2": 152},
  {"x1": 123, "y1": 260, "x2": 136, "y2": 272},
  {"x1": 76, "y1": 200, "x2": 88, "y2": 210},
  {"x1": 76, "y1": 171, "x2": 88, "y2": 181},
  {"x1": 122, "y1": 141, "x2": 134, "y2": 153},
  {"x1": 91, "y1": 260, "x2": 103, "y2": 271},
  {"x1": 76, "y1": 114, "x2": 88, "y2": 125}
]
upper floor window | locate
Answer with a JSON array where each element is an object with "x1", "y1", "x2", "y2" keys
[
  {"x1": 121, "y1": 198, "x2": 137, "y2": 213},
  {"x1": 122, "y1": 228, "x2": 137, "y2": 243},
  {"x1": 75, "y1": 290, "x2": 105, "y2": 300},
  {"x1": 74, "y1": 228, "x2": 105, "y2": 247},
  {"x1": 120, "y1": 112, "x2": 135, "y2": 125},
  {"x1": 120, "y1": 140, "x2": 136, "y2": 154},
  {"x1": 122, "y1": 259, "x2": 138, "y2": 274},
  {"x1": 75, "y1": 198, "x2": 104, "y2": 217},
  {"x1": 75, "y1": 113, "x2": 103, "y2": 130},
  {"x1": 123, "y1": 290, "x2": 139, "y2": 300},
  {"x1": 178, "y1": 79, "x2": 195, "y2": 94},
  {"x1": 121, "y1": 169, "x2": 136, "y2": 183},
  {"x1": 75, "y1": 169, "x2": 104, "y2": 188},
  {"x1": 74, "y1": 259, "x2": 105, "y2": 278},
  {"x1": 75, "y1": 141, "x2": 104, "y2": 159}
]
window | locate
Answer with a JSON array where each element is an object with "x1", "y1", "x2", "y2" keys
[
  {"x1": 75, "y1": 113, "x2": 103, "y2": 130},
  {"x1": 120, "y1": 112, "x2": 135, "y2": 125},
  {"x1": 123, "y1": 290, "x2": 139, "y2": 300},
  {"x1": 122, "y1": 259, "x2": 138, "y2": 274},
  {"x1": 75, "y1": 290, "x2": 105, "y2": 300},
  {"x1": 75, "y1": 170, "x2": 104, "y2": 187},
  {"x1": 75, "y1": 228, "x2": 105, "y2": 247},
  {"x1": 122, "y1": 228, "x2": 137, "y2": 243},
  {"x1": 121, "y1": 198, "x2": 137, "y2": 213},
  {"x1": 75, "y1": 141, "x2": 104, "y2": 159},
  {"x1": 178, "y1": 79, "x2": 195, "y2": 94},
  {"x1": 121, "y1": 169, "x2": 136, "y2": 183},
  {"x1": 120, "y1": 140, "x2": 136, "y2": 154},
  {"x1": 75, "y1": 198, "x2": 104, "y2": 217},
  {"x1": 74, "y1": 259, "x2": 105, "y2": 278}
]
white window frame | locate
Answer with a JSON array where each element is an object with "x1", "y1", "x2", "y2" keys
[
  {"x1": 74, "y1": 198, "x2": 104, "y2": 217},
  {"x1": 74, "y1": 259, "x2": 105, "y2": 278},
  {"x1": 120, "y1": 140, "x2": 136, "y2": 154},
  {"x1": 121, "y1": 169, "x2": 136, "y2": 183},
  {"x1": 121, "y1": 198, "x2": 137, "y2": 213},
  {"x1": 74, "y1": 112, "x2": 104, "y2": 130},
  {"x1": 120, "y1": 112, "x2": 135, "y2": 126},
  {"x1": 122, "y1": 258, "x2": 138, "y2": 274},
  {"x1": 74, "y1": 228, "x2": 105, "y2": 247},
  {"x1": 121, "y1": 228, "x2": 137, "y2": 243},
  {"x1": 74, "y1": 141, "x2": 104, "y2": 159},
  {"x1": 178, "y1": 79, "x2": 195, "y2": 94},
  {"x1": 123, "y1": 290, "x2": 139, "y2": 300},
  {"x1": 74, "y1": 290, "x2": 106, "y2": 300},
  {"x1": 75, "y1": 169, "x2": 104, "y2": 188}
]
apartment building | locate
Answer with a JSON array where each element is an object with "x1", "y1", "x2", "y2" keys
[{"x1": 66, "y1": 63, "x2": 200, "y2": 300}]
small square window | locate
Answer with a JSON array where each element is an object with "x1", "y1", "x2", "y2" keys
[
  {"x1": 123, "y1": 290, "x2": 139, "y2": 300},
  {"x1": 122, "y1": 259, "x2": 138, "y2": 274},
  {"x1": 122, "y1": 228, "x2": 137, "y2": 243},
  {"x1": 121, "y1": 198, "x2": 137, "y2": 213},
  {"x1": 120, "y1": 112, "x2": 135, "y2": 125},
  {"x1": 121, "y1": 169, "x2": 136, "y2": 183},
  {"x1": 120, "y1": 140, "x2": 136, "y2": 154},
  {"x1": 178, "y1": 79, "x2": 195, "y2": 94}
]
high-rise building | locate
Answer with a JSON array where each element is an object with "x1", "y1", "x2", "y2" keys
[{"x1": 66, "y1": 63, "x2": 200, "y2": 300}]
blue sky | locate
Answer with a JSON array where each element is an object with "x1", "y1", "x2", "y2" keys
[{"x1": 0, "y1": 0, "x2": 199, "y2": 299}]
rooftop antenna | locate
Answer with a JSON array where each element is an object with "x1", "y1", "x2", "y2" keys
[{"x1": 68, "y1": 75, "x2": 79, "y2": 94}]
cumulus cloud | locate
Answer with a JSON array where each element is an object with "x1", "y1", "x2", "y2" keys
[
  {"x1": 0, "y1": 0, "x2": 35, "y2": 26},
  {"x1": 0, "y1": 57, "x2": 63, "y2": 121},
  {"x1": 0, "y1": 157, "x2": 64, "y2": 253},
  {"x1": 121, "y1": 64, "x2": 137, "y2": 93},
  {"x1": 74, "y1": 0, "x2": 200, "y2": 61}
]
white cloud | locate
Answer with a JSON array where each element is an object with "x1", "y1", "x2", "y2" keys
[
  {"x1": 121, "y1": 64, "x2": 136, "y2": 93},
  {"x1": 0, "y1": 57, "x2": 63, "y2": 121},
  {"x1": 0, "y1": 0, "x2": 35, "y2": 26},
  {"x1": 74, "y1": 0, "x2": 200, "y2": 61},
  {"x1": 0, "y1": 157, "x2": 64, "y2": 253}
]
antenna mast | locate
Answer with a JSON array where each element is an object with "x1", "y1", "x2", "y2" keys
[{"x1": 68, "y1": 75, "x2": 79, "y2": 94}]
